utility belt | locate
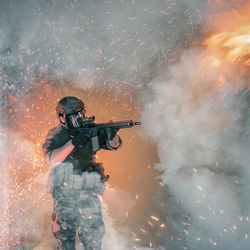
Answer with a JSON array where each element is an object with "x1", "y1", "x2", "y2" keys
[
  {"x1": 47, "y1": 160, "x2": 109, "y2": 197},
  {"x1": 71, "y1": 160, "x2": 108, "y2": 182}
]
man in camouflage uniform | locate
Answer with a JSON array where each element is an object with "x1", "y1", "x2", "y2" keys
[{"x1": 42, "y1": 96, "x2": 122, "y2": 250}]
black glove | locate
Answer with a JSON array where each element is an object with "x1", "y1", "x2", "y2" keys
[
  {"x1": 98, "y1": 127, "x2": 119, "y2": 148},
  {"x1": 107, "y1": 127, "x2": 120, "y2": 140},
  {"x1": 71, "y1": 133, "x2": 90, "y2": 147}
]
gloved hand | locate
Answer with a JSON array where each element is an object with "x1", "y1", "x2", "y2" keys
[
  {"x1": 98, "y1": 127, "x2": 120, "y2": 148},
  {"x1": 107, "y1": 127, "x2": 120, "y2": 140},
  {"x1": 71, "y1": 133, "x2": 90, "y2": 147}
]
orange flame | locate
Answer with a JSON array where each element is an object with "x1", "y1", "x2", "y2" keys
[{"x1": 204, "y1": 25, "x2": 250, "y2": 66}]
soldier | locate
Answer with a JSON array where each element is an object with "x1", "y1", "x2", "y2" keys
[{"x1": 42, "y1": 96, "x2": 122, "y2": 250}]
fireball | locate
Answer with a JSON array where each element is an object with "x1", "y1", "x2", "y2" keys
[{"x1": 204, "y1": 25, "x2": 250, "y2": 66}]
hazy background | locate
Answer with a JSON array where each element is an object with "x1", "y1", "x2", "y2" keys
[{"x1": 0, "y1": 0, "x2": 249, "y2": 249}]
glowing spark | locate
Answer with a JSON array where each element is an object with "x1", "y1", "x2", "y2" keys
[
  {"x1": 148, "y1": 221, "x2": 153, "y2": 227},
  {"x1": 192, "y1": 168, "x2": 198, "y2": 173},
  {"x1": 97, "y1": 195, "x2": 103, "y2": 203},
  {"x1": 185, "y1": 215, "x2": 191, "y2": 222},
  {"x1": 209, "y1": 238, "x2": 217, "y2": 246},
  {"x1": 131, "y1": 232, "x2": 137, "y2": 238},
  {"x1": 150, "y1": 215, "x2": 160, "y2": 221}
]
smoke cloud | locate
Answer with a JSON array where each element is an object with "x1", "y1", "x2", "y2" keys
[{"x1": 142, "y1": 49, "x2": 250, "y2": 249}]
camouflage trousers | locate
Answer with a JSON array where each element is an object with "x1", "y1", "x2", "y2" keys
[
  {"x1": 52, "y1": 190, "x2": 105, "y2": 250},
  {"x1": 52, "y1": 176, "x2": 105, "y2": 250},
  {"x1": 49, "y1": 164, "x2": 106, "y2": 250}
]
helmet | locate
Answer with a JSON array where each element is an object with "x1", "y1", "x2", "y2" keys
[{"x1": 56, "y1": 96, "x2": 86, "y2": 128}]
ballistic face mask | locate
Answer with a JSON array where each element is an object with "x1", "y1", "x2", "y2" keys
[
  {"x1": 56, "y1": 96, "x2": 86, "y2": 128},
  {"x1": 65, "y1": 109, "x2": 86, "y2": 128}
]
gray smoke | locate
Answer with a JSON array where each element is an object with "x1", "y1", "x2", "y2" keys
[
  {"x1": 142, "y1": 49, "x2": 250, "y2": 249},
  {"x1": 0, "y1": 0, "x2": 203, "y2": 103}
]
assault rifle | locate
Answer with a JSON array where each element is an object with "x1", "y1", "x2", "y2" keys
[{"x1": 69, "y1": 116, "x2": 141, "y2": 137}]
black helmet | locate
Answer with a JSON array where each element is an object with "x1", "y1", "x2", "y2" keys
[{"x1": 56, "y1": 96, "x2": 86, "y2": 128}]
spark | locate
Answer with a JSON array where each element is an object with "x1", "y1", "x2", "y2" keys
[
  {"x1": 148, "y1": 221, "x2": 153, "y2": 227},
  {"x1": 192, "y1": 168, "x2": 198, "y2": 173},
  {"x1": 150, "y1": 215, "x2": 160, "y2": 221},
  {"x1": 209, "y1": 238, "x2": 217, "y2": 246},
  {"x1": 131, "y1": 232, "x2": 137, "y2": 238},
  {"x1": 185, "y1": 215, "x2": 191, "y2": 222}
]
